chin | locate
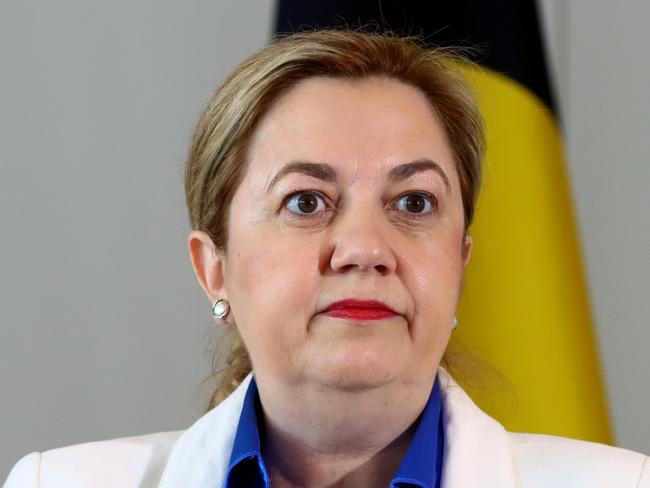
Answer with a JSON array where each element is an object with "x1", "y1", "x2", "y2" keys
[{"x1": 307, "y1": 348, "x2": 403, "y2": 392}]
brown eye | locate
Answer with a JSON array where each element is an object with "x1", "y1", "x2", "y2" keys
[
  {"x1": 396, "y1": 193, "x2": 436, "y2": 214},
  {"x1": 285, "y1": 192, "x2": 326, "y2": 215}
]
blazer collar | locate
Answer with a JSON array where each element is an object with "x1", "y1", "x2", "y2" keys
[
  {"x1": 437, "y1": 368, "x2": 516, "y2": 488},
  {"x1": 158, "y1": 374, "x2": 253, "y2": 488},
  {"x1": 159, "y1": 369, "x2": 515, "y2": 488}
]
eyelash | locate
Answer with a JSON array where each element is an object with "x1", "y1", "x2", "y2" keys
[{"x1": 280, "y1": 189, "x2": 439, "y2": 220}]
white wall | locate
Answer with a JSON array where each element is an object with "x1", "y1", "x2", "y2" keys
[
  {"x1": 538, "y1": 0, "x2": 650, "y2": 454},
  {"x1": 1, "y1": 0, "x2": 649, "y2": 478},
  {"x1": 0, "y1": 0, "x2": 274, "y2": 477}
]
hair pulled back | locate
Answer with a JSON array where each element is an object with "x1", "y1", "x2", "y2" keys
[{"x1": 184, "y1": 30, "x2": 485, "y2": 409}]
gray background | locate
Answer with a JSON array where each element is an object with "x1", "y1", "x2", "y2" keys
[{"x1": 1, "y1": 0, "x2": 648, "y2": 478}]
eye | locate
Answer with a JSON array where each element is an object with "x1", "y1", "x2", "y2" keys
[
  {"x1": 395, "y1": 192, "x2": 437, "y2": 215},
  {"x1": 284, "y1": 191, "x2": 328, "y2": 216}
]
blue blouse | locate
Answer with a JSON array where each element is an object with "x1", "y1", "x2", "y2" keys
[{"x1": 225, "y1": 376, "x2": 444, "y2": 488}]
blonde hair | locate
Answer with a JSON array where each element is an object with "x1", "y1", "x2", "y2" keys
[{"x1": 184, "y1": 30, "x2": 486, "y2": 410}]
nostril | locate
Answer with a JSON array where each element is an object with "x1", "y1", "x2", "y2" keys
[
  {"x1": 374, "y1": 264, "x2": 390, "y2": 275},
  {"x1": 335, "y1": 263, "x2": 390, "y2": 274},
  {"x1": 338, "y1": 263, "x2": 357, "y2": 273}
]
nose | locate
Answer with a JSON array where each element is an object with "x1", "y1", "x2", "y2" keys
[{"x1": 328, "y1": 206, "x2": 397, "y2": 275}]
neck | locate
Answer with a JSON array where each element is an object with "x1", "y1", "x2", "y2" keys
[{"x1": 256, "y1": 374, "x2": 436, "y2": 488}]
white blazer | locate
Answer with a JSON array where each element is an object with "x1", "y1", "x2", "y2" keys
[{"x1": 4, "y1": 369, "x2": 649, "y2": 487}]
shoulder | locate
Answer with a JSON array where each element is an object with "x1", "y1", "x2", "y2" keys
[
  {"x1": 437, "y1": 368, "x2": 649, "y2": 487},
  {"x1": 508, "y1": 432, "x2": 650, "y2": 487},
  {"x1": 4, "y1": 376, "x2": 253, "y2": 488},
  {"x1": 3, "y1": 430, "x2": 183, "y2": 488}
]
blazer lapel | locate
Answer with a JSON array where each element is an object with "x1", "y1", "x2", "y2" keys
[
  {"x1": 438, "y1": 368, "x2": 516, "y2": 488},
  {"x1": 158, "y1": 374, "x2": 253, "y2": 488}
]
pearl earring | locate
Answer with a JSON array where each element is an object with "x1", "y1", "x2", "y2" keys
[
  {"x1": 212, "y1": 299, "x2": 230, "y2": 320},
  {"x1": 452, "y1": 316, "x2": 458, "y2": 331}
]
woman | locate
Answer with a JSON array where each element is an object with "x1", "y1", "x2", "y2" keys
[{"x1": 5, "y1": 30, "x2": 648, "y2": 488}]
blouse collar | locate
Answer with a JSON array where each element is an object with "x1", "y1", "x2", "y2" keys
[{"x1": 226, "y1": 376, "x2": 444, "y2": 488}]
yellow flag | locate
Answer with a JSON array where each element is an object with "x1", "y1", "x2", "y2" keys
[{"x1": 454, "y1": 65, "x2": 612, "y2": 444}]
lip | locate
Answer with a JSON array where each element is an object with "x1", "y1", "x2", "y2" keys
[{"x1": 322, "y1": 299, "x2": 399, "y2": 321}]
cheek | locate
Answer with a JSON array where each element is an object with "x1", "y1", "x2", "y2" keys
[
  {"x1": 410, "y1": 224, "x2": 465, "y2": 285},
  {"x1": 225, "y1": 223, "x2": 322, "y2": 343},
  {"x1": 411, "y1": 253, "x2": 462, "y2": 308},
  {"x1": 405, "y1": 234, "x2": 465, "y2": 332},
  {"x1": 234, "y1": 237, "x2": 318, "y2": 295}
]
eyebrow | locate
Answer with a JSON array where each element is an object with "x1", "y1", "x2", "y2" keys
[
  {"x1": 388, "y1": 159, "x2": 451, "y2": 192},
  {"x1": 265, "y1": 162, "x2": 337, "y2": 195},
  {"x1": 265, "y1": 159, "x2": 450, "y2": 194}
]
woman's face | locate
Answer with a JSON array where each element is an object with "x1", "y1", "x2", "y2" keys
[{"x1": 221, "y1": 76, "x2": 471, "y2": 391}]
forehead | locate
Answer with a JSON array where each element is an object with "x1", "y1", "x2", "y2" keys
[{"x1": 247, "y1": 76, "x2": 456, "y2": 185}]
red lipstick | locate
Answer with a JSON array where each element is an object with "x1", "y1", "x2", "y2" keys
[{"x1": 323, "y1": 299, "x2": 399, "y2": 321}]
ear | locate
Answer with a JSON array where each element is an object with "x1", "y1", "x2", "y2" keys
[
  {"x1": 188, "y1": 230, "x2": 228, "y2": 306},
  {"x1": 461, "y1": 234, "x2": 473, "y2": 269}
]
